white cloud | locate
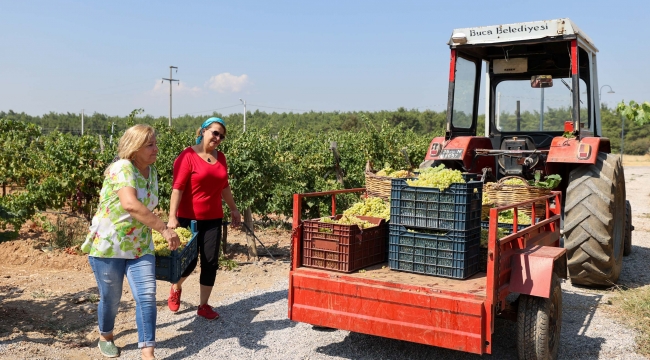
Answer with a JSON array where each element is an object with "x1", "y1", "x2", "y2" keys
[
  {"x1": 151, "y1": 81, "x2": 202, "y2": 96},
  {"x1": 205, "y1": 73, "x2": 250, "y2": 93}
]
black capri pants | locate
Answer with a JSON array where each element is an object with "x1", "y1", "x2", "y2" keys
[{"x1": 178, "y1": 217, "x2": 222, "y2": 287}]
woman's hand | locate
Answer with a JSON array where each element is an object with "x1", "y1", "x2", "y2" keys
[
  {"x1": 162, "y1": 228, "x2": 181, "y2": 251},
  {"x1": 167, "y1": 216, "x2": 180, "y2": 230},
  {"x1": 230, "y1": 210, "x2": 242, "y2": 228}
]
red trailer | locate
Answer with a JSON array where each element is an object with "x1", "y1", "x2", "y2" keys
[{"x1": 288, "y1": 188, "x2": 566, "y2": 359}]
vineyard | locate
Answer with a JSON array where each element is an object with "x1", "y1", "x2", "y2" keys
[{"x1": 0, "y1": 116, "x2": 435, "y2": 237}]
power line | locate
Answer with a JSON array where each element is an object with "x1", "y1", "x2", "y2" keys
[{"x1": 174, "y1": 104, "x2": 241, "y2": 116}]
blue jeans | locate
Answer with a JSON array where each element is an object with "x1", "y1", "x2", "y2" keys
[{"x1": 89, "y1": 255, "x2": 157, "y2": 349}]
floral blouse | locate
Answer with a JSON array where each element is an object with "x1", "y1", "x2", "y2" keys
[{"x1": 81, "y1": 160, "x2": 158, "y2": 259}]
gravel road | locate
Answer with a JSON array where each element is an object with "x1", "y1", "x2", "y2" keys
[{"x1": 109, "y1": 166, "x2": 650, "y2": 360}]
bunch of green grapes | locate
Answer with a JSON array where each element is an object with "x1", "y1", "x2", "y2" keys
[
  {"x1": 319, "y1": 215, "x2": 374, "y2": 228},
  {"x1": 482, "y1": 191, "x2": 492, "y2": 205},
  {"x1": 480, "y1": 228, "x2": 508, "y2": 248},
  {"x1": 388, "y1": 170, "x2": 411, "y2": 178},
  {"x1": 502, "y1": 177, "x2": 527, "y2": 186},
  {"x1": 406, "y1": 167, "x2": 465, "y2": 191},
  {"x1": 497, "y1": 209, "x2": 532, "y2": 225},
  {"x1": 153, "y1": 227, "x2": 193, "y2": 256},
  {"x1": 343, "y1": 197, "x2": 390, "y2": 220}
]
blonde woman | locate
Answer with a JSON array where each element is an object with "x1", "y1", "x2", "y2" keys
[
  {"x1": 167, "y1": 117, "x2": 241, "y2": 319},
  {"x1": 82, "y1": 124, "x2": 179, "y2": 360}
]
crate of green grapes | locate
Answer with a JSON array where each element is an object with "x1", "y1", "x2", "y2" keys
[
  {"x1": 302, "y1": 215, "x2": 387, "y2": 273},
  {"x1": 390, "y1": 178, "x2": 482, "y2": 231},
  {"x1": 155, "y1": 220, "x2": 198, "y2": 283}
]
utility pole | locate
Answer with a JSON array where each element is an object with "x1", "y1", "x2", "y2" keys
[
  {"x1": 239, "y1": 98, "x2": 247, "y2": 132},
  {"x1": 238, "y1": 97, "x2": 256, "y2": 259},
  {"x1": 162, "y1": 66, "x2": 179, "y2": 127},
  {"x1": 81, "y1": 109, "x2": 84, "y2": 136}
]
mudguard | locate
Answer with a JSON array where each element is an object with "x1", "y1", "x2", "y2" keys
[
  {"x1": 423, "y1": 136, "x2": 495, "y2": 173},
  {"x1": 508, "y1": 245, "x2": 567, "y2": 298},
  {"x1": 547, "y1": 136, "x2": 611, "y2": 165}
]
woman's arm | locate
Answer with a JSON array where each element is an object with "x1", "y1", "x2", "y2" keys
[
  {"x1": 167, "y1": 188, "x2": 183, "y2": 229},
  {"x1": 117, "y1": 187, "x2": 180, "y2": 250},
  {"x1": 221, "y1": 186, "x2": 241, "y2": 228}
]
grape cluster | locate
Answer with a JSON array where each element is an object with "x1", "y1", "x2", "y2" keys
[
  {"x1": 375, "y1": 167, "x2": 411, "y2": 178},
  {"x1": 407, "y1": 164, "x2": 465, "y2": 191},
  {"x1": 319, "y1": 214, "x2": 374, "y2": 229},
  {"x1": 343, "y1": 197, "x2": 390, "y2": 220},
  {"x1": 502, "y1": 177, "x2": 527, "y2": 186},
  {"x1": 480, "y1": 228, "x2": 508, "y2": 248},
  {"x1": 153, "y1": 227, "x2": 193, "y2": 256},
  {"x1": 497, "y1": 209, "x2": 532, "y2": 225}
]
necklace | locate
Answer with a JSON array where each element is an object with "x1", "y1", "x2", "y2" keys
[{"x1": 207, "y1": 157, "x2": 211, "y2": 162}]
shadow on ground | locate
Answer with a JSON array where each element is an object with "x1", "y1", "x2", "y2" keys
[{"x1": 312, "y1": 283, "x2": 605, "y2": 359}]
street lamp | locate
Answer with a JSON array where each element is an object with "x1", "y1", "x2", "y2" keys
[
  {"x1": 239, "y1": 98, "x2": 247, "y2": 132},
  {"x1": 599, "y1": 85, "x2": 615, "y2": 107}
]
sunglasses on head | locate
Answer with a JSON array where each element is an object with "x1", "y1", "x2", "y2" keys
[{"x1": 208, "y1": 130, "x2": 226, "y2": 140}]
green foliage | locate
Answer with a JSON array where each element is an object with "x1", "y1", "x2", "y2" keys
[
  {"x1": 617, "y1": 100, "x2": 650, "y2": 125},
  {"x1": 528, "y1": 171, "x2": 561, "y2": 189},
  {"x1": 0, "y1": 113, "x2": 438, "y2": 231}
]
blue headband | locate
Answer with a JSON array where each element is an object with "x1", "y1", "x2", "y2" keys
[{"x1": 196, "y1": 117, "x2": 226, "y2": 144}]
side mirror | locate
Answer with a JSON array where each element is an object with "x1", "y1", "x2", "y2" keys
[{"x1": 531, "y1": 75, "x2": 553, "y2": 88}]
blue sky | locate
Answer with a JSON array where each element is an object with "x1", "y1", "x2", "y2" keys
[{"x1": 1, "y1": 0, "x2": 647, "y2": 118}]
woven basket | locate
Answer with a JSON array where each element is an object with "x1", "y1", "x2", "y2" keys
[
  {"x1": 483, "y1": 176, "x2": 550, "y2": 217},
  {"x1": 364, "y1": 161, "x2": 414, "y2": 201}
]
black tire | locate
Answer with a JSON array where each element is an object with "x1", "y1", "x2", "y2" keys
[
  {"x1": 516, "y1": 274, "x2": 562, "y2": 360},
  {"x1": 624, "y1": 200, "x2": 632, "y2": 256},
  {"x1": 564, "y1": 152, "x2": 626, "y2": 286}
]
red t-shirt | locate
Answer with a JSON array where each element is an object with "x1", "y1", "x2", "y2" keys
[{"x1": 172, "y1": 147, "x2": 230, "y2": 220}]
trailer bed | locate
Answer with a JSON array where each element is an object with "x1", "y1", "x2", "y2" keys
[
  {"x1": 294, "y1": 263, "x2": 487, "y2": 296},
  {"x1": 289, "y1": 263, "x2": 490, "y2": 354}
]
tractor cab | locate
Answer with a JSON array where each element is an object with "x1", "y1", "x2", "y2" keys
[{"x1": 423, "y1": 19, "x2": 609, "y2": 179}]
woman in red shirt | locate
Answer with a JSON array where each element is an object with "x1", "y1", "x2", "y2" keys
[{"x1": 166, "y1": 117, "x2": 241, "y2": 320}]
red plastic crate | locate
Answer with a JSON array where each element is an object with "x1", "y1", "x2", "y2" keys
[{"x1": 302, "y1": 215, "x2": 387, "y2": 273}]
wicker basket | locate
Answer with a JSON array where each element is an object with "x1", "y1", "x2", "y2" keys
[
  {"x1": 483, "y1": 176, "x2": 550, "y2": 217},
  {"x1": 364, "y1": 161, "x2": 414, "y2": 201}
]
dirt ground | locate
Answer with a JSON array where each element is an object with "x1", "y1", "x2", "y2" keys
[
  {"x1": 0, "y1": 221, "x2": 292, "y2": 360},
  {"x1": 1, "y1": 161, "x2": 649, "y2": 359}
]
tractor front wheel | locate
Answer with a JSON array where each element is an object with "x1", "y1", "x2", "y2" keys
[
  {"x1": 516, "y1": 274, "x2": 562, "y2": 360},
  {"x1": 564, "y1": 152, "x2": 625, "y2": 286}
]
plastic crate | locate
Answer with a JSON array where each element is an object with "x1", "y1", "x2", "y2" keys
[
  {"x1": 302, "y1": 215, "x2": 388, "y2": 273},
  {"x1": 390, "y1": 178, "x2": 482, "y2": 231},
  {"x1": 479, "y1": 247, "x2": 487, "y2": 272},
  {"x1": 387, "y1": 224, "x2": 480, "y2": 279},
  {"x1": 155, "y1": 220, "x2": 198, "y2": 283},
  {"x1": 480, "y1": 221, "x2": 529, "y2": 234}
]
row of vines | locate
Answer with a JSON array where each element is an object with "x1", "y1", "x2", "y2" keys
[{"x1": 0, "y1": 116, "x2": 438, "y2": 235}]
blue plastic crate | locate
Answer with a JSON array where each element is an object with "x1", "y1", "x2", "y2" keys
[
  {"x1": 480, "y1": 221, "x2": 530, "y2": 234},
  {"x1": 155, "y1": 220, "x2": 198, "y2": 283},
  {"x1": 387, "y1": 224, "x2": 480, "y2": 279},
  {"x1": 390, "y1": 178, "x2": 482, "y2": 231}
]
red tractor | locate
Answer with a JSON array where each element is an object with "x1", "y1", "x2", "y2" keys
[{"x1": 422, "y1": 18, "x2": 632, "y2": 286}]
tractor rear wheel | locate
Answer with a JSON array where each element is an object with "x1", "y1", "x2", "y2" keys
[
  {"x1": 564, "y1": 152, "x2": 625, "y2": 286},
  {"x1": 624, "y1": 200, "x2": 632, "y2": 256},
  {"x1": 516, "y1": 274, "x2": 562, "y2": 360}
]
